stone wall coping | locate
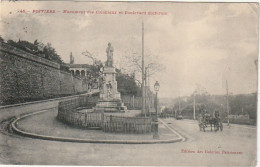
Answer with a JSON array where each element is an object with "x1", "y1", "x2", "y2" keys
[{"x1": 60, "y1": 70, "x2": 72, "y2": 75}]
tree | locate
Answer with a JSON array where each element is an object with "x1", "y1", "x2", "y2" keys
[
  {"x1": 120, "y1": 46, "x2": 165, "y2": 85},
  {"x1": 5, "y1": 38, "x2": 66, "y2": 70},
  {"x1": 229, "y1": 93, "x2": 257, "y2": 119},
  {"x1": 0, "y1": 36, "x2": 4, "y2": 42},
  {"x1": 116, "y1": 70, "x2": 142, "y2": 96},
  {"x1": 43, "y1": 43, "x2": 63, "y2": 64}
]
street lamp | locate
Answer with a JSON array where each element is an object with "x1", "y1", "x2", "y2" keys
[{"x1": 153, "y1": 81, "x2": 160, "y2": 139}]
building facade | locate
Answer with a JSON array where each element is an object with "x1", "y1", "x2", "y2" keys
[{"x1": 68, "y1": 64, "x2": 91, "y2": 78}]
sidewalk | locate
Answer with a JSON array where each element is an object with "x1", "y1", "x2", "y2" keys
[{"x1": 13, "y1": 109, "x2": 183, "y2": 144}]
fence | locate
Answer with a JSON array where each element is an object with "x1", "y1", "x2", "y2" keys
[
  {"x1": 57, "y1": 109, "x2": 86, "y2": 128},
  {"x1": 57, "y1": 94, "x2": 102, "y2": 128},
  {"x1": 57, "y1": 94, "x2": 153, "y2": 133},
  {"x1": 85, "y1": 112, "x2": 103, "y2": 127},
  {"x1": 103, "y1": 115, "x2": 152, "y2": 133},
  {"x1": 121, "y1": 95, "x2": 153, "y2": 110},
  {"x1": 222, "y1": 118, "x2": 256, "y2": 125},
  {"x1": 58, "y1": 93, "x2": 99, "y2": 112}
]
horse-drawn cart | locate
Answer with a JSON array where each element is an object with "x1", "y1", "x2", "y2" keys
[{"x1": 198, "y1": 114, "x2": 223, "y2": 132}]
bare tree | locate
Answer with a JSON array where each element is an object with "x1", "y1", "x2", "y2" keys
[
  {"x1": 193, "y1": 83, "x2": 209, "y2": 96},
  {"x1": 121, "y1": 47, "x2": 165, "y2": 85}
]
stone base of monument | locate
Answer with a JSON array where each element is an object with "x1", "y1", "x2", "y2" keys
[{"x1": 94, "y1": 99, "x2": 127, "y2": 113}]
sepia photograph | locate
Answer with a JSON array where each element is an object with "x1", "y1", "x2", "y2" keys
[{"x1": 0, "y1": 1, "x2": 258, "y2": 166}]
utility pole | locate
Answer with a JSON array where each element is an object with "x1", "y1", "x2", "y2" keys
[
  {"x1": 193, "y1": 93, "x2": 196, "y2": 120},
  {"x1": 147, "y1": 68, "x2": 150, "y2": 88},
  {"x1": 145, "y1": 67, "x2": 147, "y2": 117},
  {"x1": 147, "y1": 68, "x2": 150, "y2": 115},
  {"x1": 142, "y1": 22, "x2": 145, "y2": 116},
  {"x1": 178, "y1": 97, "x2": 181, "y2": 114},
  {"x1": 226, "y1": 80, "x2": 230, "y2": 126}
]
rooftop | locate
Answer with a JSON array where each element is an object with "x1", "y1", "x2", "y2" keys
[{"x1": 67, "y1": 64, "x2": 91, "y2": 68}]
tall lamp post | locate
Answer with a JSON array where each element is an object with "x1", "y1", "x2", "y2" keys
[{"x1": 153, "y1": 81, "x2": 160, "y2": 139}]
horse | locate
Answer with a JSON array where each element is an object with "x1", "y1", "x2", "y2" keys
[{"x1": 199, "y1": 115, "x2": 223, "y2": 132}]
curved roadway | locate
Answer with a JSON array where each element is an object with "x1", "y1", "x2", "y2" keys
[{"x1": 0, "y1": 98, "x2": 256, "y2": 166}]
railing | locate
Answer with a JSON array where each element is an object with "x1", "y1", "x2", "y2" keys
[
  {"x1": 103, "y1": 115, "x2": 152, "y2": 133},
  {"x1": 57, "y1": 110, "x2": 85, "y2": 127},
  {"x1": 57, "y1": 95, "x2": 153, "y2": 133},
  {"x1": 85, "y1": 112, "x2": 103, "y2": 127},
  {"x1": 58, "y1": 95, "x2": 90, "y2": 112},
  {"x1": 58, "y1": 110, "x2": 103, "y2": 128}
]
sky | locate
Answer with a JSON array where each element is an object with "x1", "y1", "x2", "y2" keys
[{"x1": 1, "y1": 1, "x2": 258, "y2": 98}]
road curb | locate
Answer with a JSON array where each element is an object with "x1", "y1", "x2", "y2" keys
[
  {"x1": 159, "y1": 118, "x2": 186, "y2": 142},
  {"x1": 11, "y1": 110, "x2": 183, "y2": 144}
]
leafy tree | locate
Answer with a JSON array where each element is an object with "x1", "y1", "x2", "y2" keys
[
  {"x1": 116, "y1": 71, "x2": 142, "y2": 96},
  {"x1": 229, "y1": 93, "x2": 257, "y2": 119},
  {"x1": 162, "y1": 107, "x2": 174, "y2": 114},
  {"x1": 4, "y1": 38, "x2": 68, "y2": 72},
  {"x1": 172, "y1": 91, "x2": 257, "y2": 122},
  {"x1": 0, "y1": 36, "x2": 4, "y2": 42},
  {"x1": 42, "y1": 43, "x2": 63, "y2": 64},
  {"x1": 17, "y1": 40, "x2": 38, "y2": 52},
  {"x1": 7, "y1": 39, "x2": 19, "y2": 47}
]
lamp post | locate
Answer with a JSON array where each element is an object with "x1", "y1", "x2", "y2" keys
[{"x1": 153, "y1": 81, "x2": 160, "y2": 139}]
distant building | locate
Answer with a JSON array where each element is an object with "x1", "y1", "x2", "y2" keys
[
  {"x1": 67, "y1": 53, "x2": 103, "y2": 90},
  {"x1": 67, "y1": 52, "x2": 91, "y2": 78},
  {"x1": 67, "y1": 64, "x2": 91, "y2": 78}
]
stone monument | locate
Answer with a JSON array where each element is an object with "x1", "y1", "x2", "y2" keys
[{"x1": 94, "y1": 43, "x2": 127, "y2": 112}]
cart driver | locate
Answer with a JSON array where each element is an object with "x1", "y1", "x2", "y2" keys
[
  {"x1": 202, "y1": 109, "x2": 209, "y2": 122},
  {"x1": 214, "y1": 110, "x2": 220, "y2": 120}
]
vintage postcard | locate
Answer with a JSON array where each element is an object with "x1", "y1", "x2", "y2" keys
[{"x1": 0, "y1": 1, "x2": 258, "y2": 166}]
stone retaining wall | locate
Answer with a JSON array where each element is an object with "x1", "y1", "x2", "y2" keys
[{"x1": 0, "y1": 42, "x2": 88, "y2": 105}]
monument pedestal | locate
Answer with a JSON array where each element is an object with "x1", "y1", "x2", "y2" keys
[
  {"x1": 95, "y1": 99, "x2": 127, "y2": 113},
  {"x1": 94, "y1": 66, "x2": 127, "y2": 113}
]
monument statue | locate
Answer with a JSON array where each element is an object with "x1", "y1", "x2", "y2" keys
[
  {"x1": 93, "y1": 42, "x2": 127, "y2": 113},
  {"x1": 106, "y1": 42, "x2": 113, "y2": 67}
]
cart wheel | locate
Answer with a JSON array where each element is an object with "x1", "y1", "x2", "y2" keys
[
  {"x1": 199, "y1": 124, "x2": 203, "y2": 131},
  {"x1": 214, "y1": 125, "x2": 218, "y2": 132},
  {"x1": 220, "y1": 122, "x2": 223, "y2": 131}
]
